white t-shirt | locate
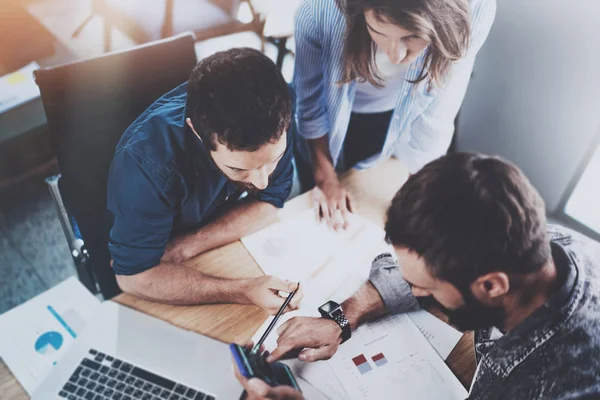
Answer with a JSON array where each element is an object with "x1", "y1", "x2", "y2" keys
[{"x1": 352, "y1": 48, "x2": 409, "y2": 113}]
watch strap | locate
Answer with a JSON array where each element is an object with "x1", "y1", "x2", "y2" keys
[{"x1": 330, "y1": 309, "x2": 351, "y2": 344}]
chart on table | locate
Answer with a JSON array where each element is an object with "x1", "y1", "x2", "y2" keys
[
  {"x1": 0, "y1": 277, "x2": 99, "y2": 394},
  {"x1": 34, "y1": 331, "x2": 63, "y2": 355},
  {"x1": 352, "y1": 354, "x2": 373, "y2": 375},
  {"x1": 328, "y1": 314, "x2": 468, "y2": 400},
  {"x1": 371, "y1": 353, "x2": 388, "y2": 367}
]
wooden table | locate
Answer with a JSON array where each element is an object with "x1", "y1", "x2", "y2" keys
[{"x1": 0, "y1": 159, "x2": 475, "y2": 399}]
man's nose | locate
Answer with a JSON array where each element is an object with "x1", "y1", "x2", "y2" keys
[{"x1": 250, "y1": 166, "x2": 269, "y2": 190}]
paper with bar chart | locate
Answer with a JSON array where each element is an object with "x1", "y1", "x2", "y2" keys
[
  {"x1": 327, "y1": 313, "x2": 468, "y2": 400},
  {"x1": 246, "y1": 210, "x2": 465, "y2": 398},
  {"x1": 0, "y1": 277, "x2": 99, "y2": 394}
]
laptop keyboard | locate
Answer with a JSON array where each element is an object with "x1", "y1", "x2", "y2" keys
[{"x1": 57, "y1": 349, "x2": 215, "y2": 400}]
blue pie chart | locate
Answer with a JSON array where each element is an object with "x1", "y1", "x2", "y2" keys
[{"x1": 35, "y1": 331, "x2": 64, "y2": 355}]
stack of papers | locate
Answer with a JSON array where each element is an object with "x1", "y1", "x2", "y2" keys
[
  {"x1": 243, "y1": 210, "x2": 466, "y2": 399},
  {"x1": 0, "y1": 277, "x2": 100, "y2": 395}
]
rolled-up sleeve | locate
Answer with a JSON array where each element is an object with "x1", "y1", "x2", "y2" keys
[
  {"x1": 369, "y1": 255, "x2": 420, "y2": 315},
  {"x1": 394, "y1": 0, "x2": 497, "y2": 173},
  {"x1": 293, "y1": 0, "x2": 329, "y2": 140},
  {"x1": 107, "y1": 148, "x2": 176, "y2": 275}
]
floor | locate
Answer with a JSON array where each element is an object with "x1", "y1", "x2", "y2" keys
[
  {"x1": 0, "y1": 0, "x2": 298, "y2": 314},
  {"x1": 0, "y1": 163, "x2": 76, "y2": 314}
]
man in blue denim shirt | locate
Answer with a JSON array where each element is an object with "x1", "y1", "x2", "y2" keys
[
  {"x1": 247, "y1": 153, "x2": 600, "y2": 399},
  {"x1": 107, "y1": 48, "x2": 302, "y2": 313}
]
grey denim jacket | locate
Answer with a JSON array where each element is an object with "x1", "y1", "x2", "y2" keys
[{"x1": 369, "y1": 225, "x2": 600, "y2": 399}]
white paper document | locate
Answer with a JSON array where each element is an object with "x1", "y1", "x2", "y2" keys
[
  {"x1": 327, "y1": 313, "x2": 467, "y2": 400},
  {"x1": 251, "y1": 306, "x2": 350, "y2": 399},
  {"x1": 329, "y1": 246, "x2": 463, "y2": 361},
  {"x1": 0, "y1": 62, "x2": 41, "y2": 114},
  {"x1": 407, "y1": 310, "x2": 463, "y2": 360},
  {"x1": 0, "y1": 277, "x2": 100, "y2": 394},
  {"x1": 252, "y1": 308, "x2": 465, "y2": 400},
  {"x1": 245, "y1": 210, "x2": 465, "y2": 398},
  {"x1": 242, "y1": 210, "x2": 385, "y2": 308}
]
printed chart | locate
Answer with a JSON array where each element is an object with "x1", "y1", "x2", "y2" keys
[
  {"x1": 371, "y1": 353, "x2": 388, "y2": 367},
  {"x1": 0, "y1": 278, "x2": 99, "y2": 394},
  {"x1": 328, "y1": 314, "x2": 467, "y2": 400},
  {"x1": 351, "y1": 353, "x2": 388, "y2": 374},
  {"x1": 352, "y1": 354, "x2": 373, "y2": 375},
  {"x1": 34, "y1": 331, "x2": 63, "y2": 355}
]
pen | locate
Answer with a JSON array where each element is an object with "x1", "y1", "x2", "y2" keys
[{"x1": 251, "y1": 282, "x2": 300, "y2": 355}]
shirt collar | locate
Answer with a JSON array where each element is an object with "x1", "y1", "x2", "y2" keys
[{"x1": 479, "y1": 238, "x2": 586, "y2": 378}]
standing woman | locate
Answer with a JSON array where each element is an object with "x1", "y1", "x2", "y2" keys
[{"x1": 293, "y1": 0, "x2": 496, "y2": 229}]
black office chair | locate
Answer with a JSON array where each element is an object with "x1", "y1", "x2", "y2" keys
[{"x1": 34, "y1": 33, "x2": 198, "y2": 299}]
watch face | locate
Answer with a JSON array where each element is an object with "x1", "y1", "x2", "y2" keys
[{"x1": 320, "y1": 301, "x2": 340, "y2": 314}]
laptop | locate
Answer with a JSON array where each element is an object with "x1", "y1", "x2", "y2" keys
[{"x1": 33, "y1": 301, "x2": 243, "y2": 400}]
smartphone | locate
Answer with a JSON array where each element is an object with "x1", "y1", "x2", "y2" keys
[{"x1": 230, "y1": 343, "x2": 301, "y2": 391}]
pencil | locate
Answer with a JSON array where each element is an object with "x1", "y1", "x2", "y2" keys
[{"x1": 251, "y1": 282, "x2": 300, "y2": 355}]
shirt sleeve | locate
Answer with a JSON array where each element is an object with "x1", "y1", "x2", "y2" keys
[
  {"x1": 369, "y1": 255, "x2": 420, "y2": 315},
  {"x1": 253, "y1": 131, "x2": 294, "y2": 208},
  {"x1": 393, "y1": 0, "x2": 497, "y2": 173},
  {"x1": 107, "y1": 148, "x2": 177, "y2": 275},
  {"x1": 293, "y1": 0, "x2": 330, "y2": 140}
]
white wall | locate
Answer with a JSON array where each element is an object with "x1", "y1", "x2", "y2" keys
[{"x1": 457, "y1": 0, "x2": 600, "y2": 213}]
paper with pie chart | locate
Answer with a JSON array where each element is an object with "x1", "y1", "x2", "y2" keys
[{"x1": 0, "y1": 277, "x2": 100, "y2": 394}]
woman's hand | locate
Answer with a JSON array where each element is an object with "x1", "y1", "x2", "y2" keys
[
  {"x1": 313, "y1": 176, "x2": 355, "y2": 231},
  {"x1": 307, "y1": 136, "x2": 355, "y2": 231}
]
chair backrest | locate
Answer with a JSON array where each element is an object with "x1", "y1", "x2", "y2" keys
[{"x1": 34, "y1": 33, "x2": 197, "y2": 298}]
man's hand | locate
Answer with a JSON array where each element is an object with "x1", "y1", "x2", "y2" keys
[
  {"x1": 313, "y1": 178, "x2": 354, "y2": 231},
  {"x1": 244, "y1": 277, "x2": 303, "y2": 315},
  {"x1": 234, "y1": 362, "x2": 304, "y2": 400},
  {"x1": 268, "y1": 317, "x2": 342, "y2": 362}
]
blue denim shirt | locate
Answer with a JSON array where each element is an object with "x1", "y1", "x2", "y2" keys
[
  {"x1": 369, "y1": 225, "x2": 600, "y2": 399},
  {"x1": 107, "y1": 84, "x2": 293, "y2": 276}
]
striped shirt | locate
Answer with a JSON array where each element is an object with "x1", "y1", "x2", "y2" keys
[{"x1": 293, "y1": 0, "x2": 497, "y2": 173}]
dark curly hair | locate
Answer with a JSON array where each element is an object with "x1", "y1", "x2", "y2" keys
[
  {"x1": 186, "y1": 48, "x2": 291, "y2": 152},
  {"x1": 385, "y1": 153, "x2": 551, "y2": 292}
]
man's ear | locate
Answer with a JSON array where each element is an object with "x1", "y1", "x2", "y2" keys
[
  {"x1": 470, "y1": 272, "x2": 510, "y2": 305},
  {"x1": 186, "y1": 118, "x2": 202, "y2": 141}
]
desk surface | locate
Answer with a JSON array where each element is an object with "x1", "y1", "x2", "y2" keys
[{"x1": 0, "y1": 159, "x2": 476, "y2": 399}]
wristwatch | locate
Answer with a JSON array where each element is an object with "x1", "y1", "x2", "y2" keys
[{"x1": 319, "y1": 300, "x2": 352, "y2": 344}]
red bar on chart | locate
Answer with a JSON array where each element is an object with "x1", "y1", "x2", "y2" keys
[
  {"x1": 371, "y1": 352, "x2": 388, "y2": 367},
  {"x1": 352, "y1": 354, "x2": 373, "y2": 375}
]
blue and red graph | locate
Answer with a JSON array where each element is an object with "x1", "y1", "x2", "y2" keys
[
  {"x1": 352, "y1": 354, "x2": 373, "y2": 375},
  {"x1": 371, "y1": 352, "x2": 388, "y2": 367}
]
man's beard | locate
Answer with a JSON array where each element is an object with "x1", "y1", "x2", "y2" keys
[
  {"x1": 421, "y1": 291, "x2": 506, "y2": 332},
  {"x1": 230, "y1": 180, "x2": 261, "y2": 195},
  {"x1": 228, "y1": 173, "x2": 274, "y2": 196}
]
